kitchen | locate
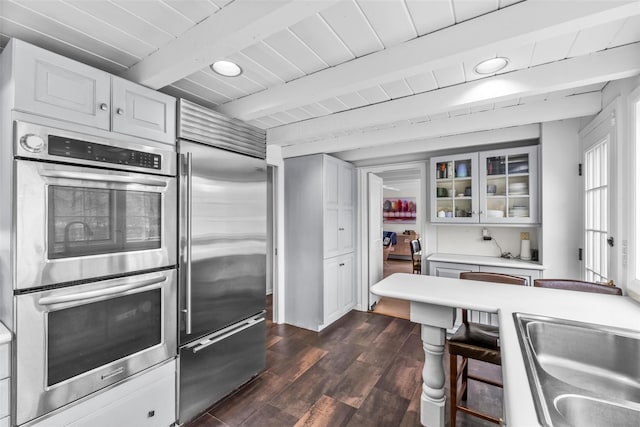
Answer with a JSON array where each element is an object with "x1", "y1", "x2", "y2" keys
[{"x1": 1, "y1": 1, "x2": 640, "y2": 426}]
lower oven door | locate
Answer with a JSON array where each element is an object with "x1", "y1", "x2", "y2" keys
[
  {"x1": 15, "y1": 269, "x2": 177, "y2": 425},
  {"x1": 15, "y1": 160, "x2": 177, "y2": 289}
]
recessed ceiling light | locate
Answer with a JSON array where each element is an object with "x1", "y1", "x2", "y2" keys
[
  {"x1": 211, "y1": 60, "x2": 242, "y2": 77},
  {"x1": 474, "y1": 57, "x2": 509, "y2": 75}
]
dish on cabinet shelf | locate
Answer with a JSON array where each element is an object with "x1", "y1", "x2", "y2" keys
[{"x1": 487, "y1": 210, "x2": 504, "y2": 218}]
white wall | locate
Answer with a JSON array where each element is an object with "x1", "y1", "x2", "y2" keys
[
  {"x1": 540, "y1": 119, "x2": 582, "y2": 279},
  {"x1": 435, "y1": 225, "x2": 538, "y2": 258}
]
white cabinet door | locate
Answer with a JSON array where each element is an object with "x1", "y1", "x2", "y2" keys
[
  {"x1": 339, "y1": 253, "x2": 356, "y2": 312},
  {"x1": 13, "y1": 40, "x2": 111, "y2": 130},
  {"x1": 338, "y1": 163, "x2": 356, "y2": 254},
  {"x1": 431, "y1": 153, "x2": 479, "y2": 223},
  {"x1": 323, "y1": 156, "x2": 341, "y2": 258},
  {"x1": 323, "y1": 257, "x2": 341, "y2": 326},
  {"x1": 479, "y1": 146, "x2": 539, "y2": 224},
  {"x1": 111, "y1": 77, "x2": 176, "y2": 144}
]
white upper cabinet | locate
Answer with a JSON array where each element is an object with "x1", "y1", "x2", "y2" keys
[
  {"x1": 323, "y1": 156, "x2": 356, "y2": 258},
  {"x1": 13, "y1": 39, "x2": 111, "y2": 130},
  {"x1": 430, "y1": 146, "x2": 539, "y2": 224},
  {"x1": 9, "y1": 39, "x2": 176, "y2": 145},
  {"x1": 479, "y1": 146, "x2": 539, "y2": 224},
  {"x1": 111, "y1": 77, "x2": 176, "y2": 144},
  {"x1": 431, "y1": 152, "x2": 480, "y2": 224}
]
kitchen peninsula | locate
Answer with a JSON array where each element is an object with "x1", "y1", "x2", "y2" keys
[{"x1": 371, "y1": 273, "x2": 640, "y2": 426}]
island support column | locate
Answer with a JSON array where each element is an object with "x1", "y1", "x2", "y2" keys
[{"x1": 410, "y1": 302, "x2": 456, "y2": 427}]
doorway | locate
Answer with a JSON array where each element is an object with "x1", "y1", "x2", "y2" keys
[{"x1": 360, "y1": 164, "x2": 425, "y2": 320}]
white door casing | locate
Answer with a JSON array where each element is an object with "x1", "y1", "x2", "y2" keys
[{"x1": 368, "y1": 173, "x2": 383, "y2": 309}]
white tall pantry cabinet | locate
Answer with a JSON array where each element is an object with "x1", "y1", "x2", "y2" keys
[{"x1": 285, "y1": 154, "x2": 357, "y2": 331}]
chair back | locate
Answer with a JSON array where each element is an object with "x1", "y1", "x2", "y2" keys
[
  {"x1": 409, "y1": 239, "x2": 421, "y2": 256},
  {"x1": 459, "y1": 272, "x2": 527, "y2": 323},
  {"x1": 533, "y1": 279, "x2": 622, "y2": 295}
]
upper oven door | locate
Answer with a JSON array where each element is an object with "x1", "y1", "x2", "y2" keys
[{"x1": 15, "y1": 160, "x2": 177, "y2": 289}]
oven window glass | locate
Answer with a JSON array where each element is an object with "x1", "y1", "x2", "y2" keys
[
  {"x1": 48, "y1": 186, "x2": 161, "y2": 259},
  {"x1": 47, "y1": 288, "x2": 162, "y2": 386}
]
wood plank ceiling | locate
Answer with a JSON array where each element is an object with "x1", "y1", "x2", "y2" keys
[{"x1": 1, "y1": 0, "x2": 640, "y2": 162}]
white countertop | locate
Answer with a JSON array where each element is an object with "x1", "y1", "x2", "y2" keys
[
  {"x1": 371, "y1": 273, "x2": 640, "y2": 426},
  {"x1": 427, "y1": 252, "x2": 545, "y2": 270},
  {"x1": 0, "y1": 322, "x2": 11, "y2": 345}
]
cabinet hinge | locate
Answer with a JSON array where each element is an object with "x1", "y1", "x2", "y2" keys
[
  {"x1": 578, "y1": 163, "x2": 582, "y2": 176},
  {"x1": 578, "y1": 248, "x2": 583, "y2": 261}
]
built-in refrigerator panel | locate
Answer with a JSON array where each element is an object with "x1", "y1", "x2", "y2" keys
[{"x1": 178, "y1": 139, "x2": 266, "y2": 345}]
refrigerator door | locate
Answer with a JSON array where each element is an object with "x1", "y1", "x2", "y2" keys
[
  {"x1": 179, "y1": 140, "x2": 266, "y2": 344},
  {"x1": 178, "y1": 314, "x2": 266, "y2": 424}
]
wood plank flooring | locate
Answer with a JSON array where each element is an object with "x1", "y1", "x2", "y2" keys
[{"x1": 186, "y1": 296, "x2": 503, "y2": 427}]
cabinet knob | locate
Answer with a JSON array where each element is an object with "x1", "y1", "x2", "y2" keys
[
  {"x1": 338, "y1": 227, "x2": 345, "y2": 231},
  {"x1": 339, "y1": 263, "x2": 345, "y2": 267},
  {"x1": 99, "y1": 103, "x2": 108, "y2": 111},
  {"x1": 116, "y1": 108, "x2": 125, "y2": 115}
]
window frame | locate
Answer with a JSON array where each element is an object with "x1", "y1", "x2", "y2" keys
[{"x1": 629, "y1": 86, "x2": 640, "y2": 297}]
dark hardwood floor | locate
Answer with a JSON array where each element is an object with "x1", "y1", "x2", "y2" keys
[{"x1": 187, "y1": 296, "x2": 502, "y2": 427}]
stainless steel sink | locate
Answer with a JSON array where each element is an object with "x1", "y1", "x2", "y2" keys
[{"x1": 513, "y1": 313, "x2": 640, "y2": 427}]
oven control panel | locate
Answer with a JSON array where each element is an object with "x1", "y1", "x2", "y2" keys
[{"x1": 48, "y1": 135, "x2": 162, "y2": 170}]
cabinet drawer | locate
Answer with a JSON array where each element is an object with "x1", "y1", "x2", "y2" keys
[
  {"x1": 0, "y1": 416, "x2": 9, "y2": 427},
  {"x1": 0, "y1": 378, "x2": 9, "y2": 419},
  {"x1": 68, "y1": 371, "x2": 174, "y2": 427},
  {"x1": 0, "y1": 343, "x2": 9, "y2": 380},
  {"x1": 27, "y1": 361, "x2": 175, "y2": 427}
]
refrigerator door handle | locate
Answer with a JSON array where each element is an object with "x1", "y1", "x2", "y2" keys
[
  {"x1": 183, "y1": 151, "x2": 194, "y2": 334},
  {"x1": 191, "y1": 317, "x2": 265, "y2": 354}
]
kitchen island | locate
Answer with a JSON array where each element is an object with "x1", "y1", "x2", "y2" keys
[{"x1": 371, "y1": 273, "x2": 640, "y2": 426}]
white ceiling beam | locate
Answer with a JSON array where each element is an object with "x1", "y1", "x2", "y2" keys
[
  {"x1": 270, "y1": 43, "x2": 640, "y2": 146},
  {"x1": 218, "y1": 0, "x2": 640, "y2": 120},
  {"x1": 280, "y1": 92, "x2": 601, "y2": 158},
  {"x1": 336, "y1": 125, "x2": 541, "y2": 163},
  {"x1": 120, "y1": 0, "x2": 340, "y2": 89}
]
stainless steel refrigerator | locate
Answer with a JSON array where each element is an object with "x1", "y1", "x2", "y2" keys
[{"x1": 177, "y1": 100, "x2": 267, "y2": 424}]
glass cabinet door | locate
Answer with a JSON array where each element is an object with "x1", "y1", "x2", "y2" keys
[
  {"x1": 431, "y1": 153, "x2": 479, "y2": 223},
  {"x1": 480, "y1": 146, "x2": 538, "y2": 223}
]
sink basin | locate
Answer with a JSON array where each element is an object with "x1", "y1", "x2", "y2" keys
[
  {"x1": 555, "y1": 394, "x2": 640, "y2": 427},
  {"x1": 513, "y1": 313, "x2": 640, "y2": 426}
]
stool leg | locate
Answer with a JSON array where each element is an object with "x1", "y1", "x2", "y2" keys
[
  {"x1": 450, "y1": 353, "x2": 457, "y2": 427},
  {"x1": 461, "y1": 356, "x2": 469, "y2": 401}
]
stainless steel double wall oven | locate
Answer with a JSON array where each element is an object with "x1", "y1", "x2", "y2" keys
[{"x1": 12, "y1": 121, "x2": 178, "y2": 425}]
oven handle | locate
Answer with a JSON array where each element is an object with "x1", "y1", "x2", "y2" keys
[
  {"x1": 38, "y1": 170, "x2": 168, "y2": 187},
  {"x1": 184, "y1": 152, "x2": 193, "y2": 334},
  {"x1": 38, "y1": 276, "x2": 167, "y2": 306}
]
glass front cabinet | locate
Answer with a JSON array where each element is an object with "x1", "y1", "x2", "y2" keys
[
  {"x1": 431, "y1": 153, "x2": 479, "y2": 224},
  {"x1": 430, "y1": 146, "x2": 539, "y2": 224}
]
